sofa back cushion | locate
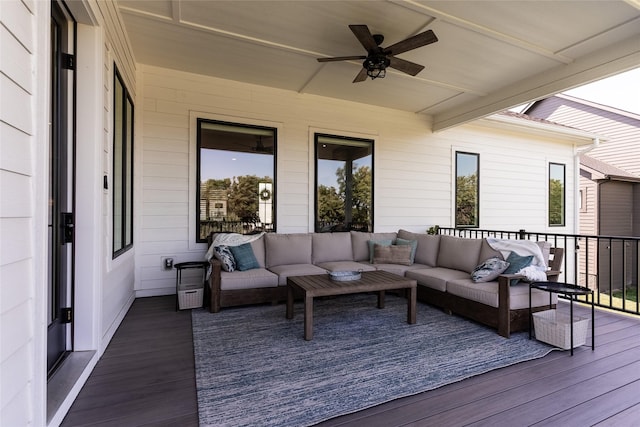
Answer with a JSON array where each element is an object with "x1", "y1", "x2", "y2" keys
[
  {"x1": 350, "y1": 231, "x2": 397, "y2": 262},
  {"x1": 437, "y1": 235, "x2": 483, "y2": 273},
  {"x1": 478, "y1": 239, "x2": 504, "y2": 263},
  {"x1": 397, "y1": 229, "x2": 440, "y2": 267},
  {"x1": 249, "y1": 236, "x2": 266, "y2": 268},
  {"x1": 312, "y1": 232, "x2": 354, "y2": 264},
  {"x1": 265, "y1": 233, "x2": 312, "y2": 268}
]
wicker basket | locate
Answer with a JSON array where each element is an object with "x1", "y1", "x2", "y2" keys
[
  {"x1": 178, "y1": 283, "x2": 204, "y2": 310},
  {"x1": 532, "y1": 309, "x2": 589, "y2": 350}
]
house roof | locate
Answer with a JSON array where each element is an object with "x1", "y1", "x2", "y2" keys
[
  {"x1": 523, "y1": 92, "x2": 640, "y2": 176},
  {"x1": 581, "y1": 154, "x2": 640, "y2": 182},
  {"x1": 115, "y1": 0, "x2": 640, "y2": 131}
]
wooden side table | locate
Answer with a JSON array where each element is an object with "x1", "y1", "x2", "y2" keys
[{"x1": 529, "y1": 281, "x2": 594, "y2": 355}]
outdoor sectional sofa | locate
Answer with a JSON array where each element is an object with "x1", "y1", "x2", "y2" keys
[{"x1": 206, "y1": 230, "x2": 564, "y2": 338}]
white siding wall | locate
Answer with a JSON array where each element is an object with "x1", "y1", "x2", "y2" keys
[
  {"x1": 93, "y1": 0, "x2": 137, "y2": 342},
  {"x1": 1, "y1": 0, "x2": 139, "y2": 424},
  {"x1": 0, "y1": 0, "x2": 46, "y2": 425},
  {"x1": 136, "y1": 65, "x2": 578, "y2": 295}
]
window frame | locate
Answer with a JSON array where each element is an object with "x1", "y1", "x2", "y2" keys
[
  {"x1": 548, "y1": 162, "x2": 566, "y2": 227},
  {"x1": 314, "y1": 133, "x2": 374, "y2": 233},
  {"x1": 112, "y1": 66, "x2": 134, "y2": 258},
  {"x1": 455, "y1": 151, "x2": 480, "y2": 228},
  {"x1": 196, "y1": 118, "x2": 277, "y2": 242}
]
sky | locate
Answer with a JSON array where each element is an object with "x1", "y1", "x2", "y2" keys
[{"x1": 562, "y1": 67, "x2": 640, "y2": 115}]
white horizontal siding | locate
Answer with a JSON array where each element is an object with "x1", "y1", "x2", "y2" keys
[
  {"x1": 0, "y1": 0, "x2": 38, "y2": 424},
  {"x1": 136, "y1": 65, "x2": 578, "y2": 293}
]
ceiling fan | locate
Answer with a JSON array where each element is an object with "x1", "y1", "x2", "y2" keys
[{"x1": 317, "y1": 24, "x2": 438, "y2": 83}]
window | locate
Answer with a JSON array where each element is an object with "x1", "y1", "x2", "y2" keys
[
  {"x1": 549, "y1": 162, "x2": 566, "y2": 226},
  {"x1": 113, "y1": 67, "x2": 134, "y2": 257},
  {"x1": 455, "y1": 152, "x2": 479, "y2": 227},
  {"x1": 197, "y1": 120, "x2": 276, "y2": 241},
  {"x1": 315, "y1": 134, "x2": 373, "y2": 232}
]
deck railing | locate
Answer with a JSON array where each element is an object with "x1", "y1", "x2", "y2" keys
[{"x1": 438, "y1": 227, "x2": 640, "y2": 315}]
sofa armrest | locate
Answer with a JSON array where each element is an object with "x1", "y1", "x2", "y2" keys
[
  {"x1": 208, "y1": 258, "x2": 222, "y2": 313},
  {"x1": 545, "y1": 270, "x2": 561, "y2": 282},
  {"x1": 496, "y1": 274, "x2": 523, "y2": 338}
]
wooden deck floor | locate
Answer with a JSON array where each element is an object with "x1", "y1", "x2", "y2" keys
[{"x1": 62, "y1": 296, "x2": 640, "y2": 426}]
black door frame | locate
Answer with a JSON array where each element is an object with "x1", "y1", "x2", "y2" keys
[{"x1": 48, "y1": 0, "x2": 76, "y2": 377}]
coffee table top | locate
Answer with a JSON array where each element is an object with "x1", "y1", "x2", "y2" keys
[{"x1": 287, "y1": 270, "x2": 416, "y2": 297}]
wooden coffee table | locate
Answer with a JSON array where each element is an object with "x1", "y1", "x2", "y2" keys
[{"x1": 286, "y1": 270, "x2": 417, "y2": 340}]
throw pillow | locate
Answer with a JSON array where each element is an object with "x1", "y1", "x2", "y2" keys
[
  {"x1": 229, "y1": 243, "x2": 260, "y2": 271},
  {"x1": 213, "y1": 245, "x2": 236, "y2": 272},
  {"x1": 372, "y1": 244, "x2": 412, "y2": 266},
  {"x1": 368, "y1": 239, "x2": 393, "y2": 263},
  {"x1": 503, "y1": 252, "x2": 534, "y2": 285},
  {"x1": 471, "y1": 257, "x2": 510, "y2": 283},
  {"x1": 395, "y1": 238, "x2": 417, "y2": 264}
]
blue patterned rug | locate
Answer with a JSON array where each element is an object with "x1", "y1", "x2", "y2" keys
[{"x1": 192, "y1": 294, "x2": 553, "y2": 427}]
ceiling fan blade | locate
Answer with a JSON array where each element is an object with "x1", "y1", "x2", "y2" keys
[
  {"x1": 349, "y1": 24, "x2": 378, "y2": 52},
  {"x1": 388, "y1": 56, "x2": 425, "y2": 76},
  {"x1": 353, "y1": 67, "x2": 368, "y2": 83},
  {"x1": 383, "y1": 29, "x2": 438, "y2": 56},
  {"x1": 317, "y1": 55, "x2": 366, "y2": 63}
]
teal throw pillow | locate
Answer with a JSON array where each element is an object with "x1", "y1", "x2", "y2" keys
[
  {"x1": 503, "y1": 252, "x2": 533, "y2": 285},
  {"x1": 368, "y1": 239, "x2": 393, "y2": 263},
  {"x1": 395, "y1": 238, "x2": 418, "y2": 265},
  {"x1": 229, "y1": 243, "x2": 260, "y2": 271}
]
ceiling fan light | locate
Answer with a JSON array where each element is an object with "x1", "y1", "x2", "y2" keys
[{"x1": 364, "y1": 55, "x2": 390, "y2": 80}]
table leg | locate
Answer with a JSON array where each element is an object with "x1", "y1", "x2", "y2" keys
[
  {"x1": 529, "y1": 285, "x2": 532, "y2": 339},
  {"x1": 570, "y1": 295, "x2": 574, "y2": 356},
  {"x1": 286, "y1": 284, "x2": 294, "y2": 319},
  {"x1": 591, "y1": 291, "x2": 595, "y2": 351},
  {"x1": 377, "y1": 291, "x2": 385, "y2": 309},
  {"x1": 407, "y1": 287, "x2": 416, "y2": 324},
  {"x1": 304, "y1": 295, "x2": 313, "y2": 341}
]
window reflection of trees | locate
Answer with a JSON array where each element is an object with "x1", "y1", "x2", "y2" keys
[
  {"x1": 198, "y1": 120, "x2": 275, "y2": 240},
  {"x1": 455, "y1": 152, "x2": 479, "y2": 228},
  {"x1": 315, "y1": 134, "x2": 373, "y2": 232}
]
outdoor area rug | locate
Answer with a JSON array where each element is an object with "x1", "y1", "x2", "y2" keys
[{"x1": 192, "y1": 294, "x2": 554, "y2": 427}]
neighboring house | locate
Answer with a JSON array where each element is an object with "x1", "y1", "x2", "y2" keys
[
  {"x1": 525, "y1": 95, "x2": 640, "y2": 292},
  {"x1": 578, "y1": 155, "x2": 640, "y2": 291},
  {"x1": 0, "y1": 2, "x2": 633, "y2": 427},
  {"x1": 525, "y1": 94, "x2": 640, "y2": 178}
]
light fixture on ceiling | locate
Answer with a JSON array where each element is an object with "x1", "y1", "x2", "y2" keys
[{"x1": 363, "y1": 54, "x2": 390, "y2": 80}]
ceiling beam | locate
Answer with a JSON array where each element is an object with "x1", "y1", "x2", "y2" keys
[{"x1": 432, "y1": 34, "x2": 640, "y2": 131}]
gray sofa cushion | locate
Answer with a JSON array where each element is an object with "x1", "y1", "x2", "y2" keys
[
  {"x1": 312, "y1": 232, "x2": 354, "y2": 263},
  {"x1": 397, "y1": 230, "x2": 440, "y2": 267},
  {"x1": 220, "y1": 268, "x2": 278, "y2": 290},
  {"x1": 268, "y1": 264, "x2": 328, "y2": 286},
  {"x1": 265, "y1": 233, "x2": 312, "y2": 268},
  {"x1": 437, "y1": 235, "x2": 483, "y2": 273},
  {"x1": 478, "y1": 239, "x2": 503, "y2": 262},
  {"x1": 249, "y1": 236, "x2": 267, "y2": 268},
  {"x1": 350, "y1": 231, "x2": 398, "y2": 261},
  {"x1": 373, "y1": 263, "x2": 429, "y2": 277},
  {"x1": 446, "y1": 278, "x2": 557, "y2": 310},
  {"x1": 405, "y1": 267, "x2": 468, "y2": 292}
]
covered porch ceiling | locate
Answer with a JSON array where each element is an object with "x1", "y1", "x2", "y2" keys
[{"x1": 117, "y1": 0, "x2": 640, "y2": 131}]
